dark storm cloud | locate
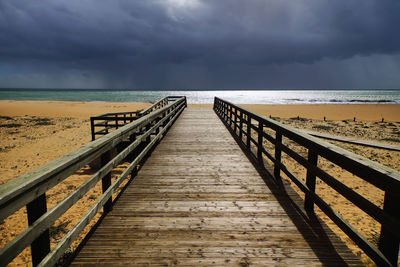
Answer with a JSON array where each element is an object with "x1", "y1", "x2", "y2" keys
[{"x1": 0, "y1": 0, "x2": 399, "y2": 88}]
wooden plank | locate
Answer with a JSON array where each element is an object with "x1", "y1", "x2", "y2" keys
[
  {"x1": 75, "y1": 246, "x2": 357, "y2": 259},
  {"x1": 72, "y1": 108, "x2": 362, "y2": 266},
  {"x1": 71, "y1": 258, "x2": 362, "y2": 267},
  {"x1": 131, "y1": 177, "x2": 265, "y2": 185},
  {"x1": 112, "y1": 192, "x2": 294, "y2": 201}
]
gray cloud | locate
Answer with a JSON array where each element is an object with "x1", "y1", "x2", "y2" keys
[{"x1": 0, "y1": 0, "x2": 399, "y2": 89}]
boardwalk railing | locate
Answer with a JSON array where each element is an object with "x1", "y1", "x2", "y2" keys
[
  {"x1": 90, "y1": 96, "x2": 182, "y2": 140},
  {"x1": 214, "y1": 97, "x2": 400, "y2": 266},
  {"x1": 0, "y1": 96, "x2": 186, "y2": 266}
]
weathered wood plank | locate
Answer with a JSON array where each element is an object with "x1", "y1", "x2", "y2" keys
[
  {"x1": 132, "y1": 176, "x2": 265, "y2": 185},
  {"x1": 71, "y1": 108, "x2": 362, "y2": 266},
  {"x1": 75, "y1": 246, "x2": 356, "y2": 259},
  {"x1": 71, "y1": 258, "x2": 362, "y2": 267},
  {"x1": 114, "y1": 192, "x2": 293, "y2": 201}
]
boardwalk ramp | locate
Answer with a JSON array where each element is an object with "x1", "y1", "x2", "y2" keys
[{"x1": 71, "y1": 108, "x2": 361, "y2": 266}]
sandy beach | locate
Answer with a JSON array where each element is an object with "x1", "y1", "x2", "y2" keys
[
  {"x1": 1, "y1": 101, "x2": 399, "y2": 266},
  {"x1": 0, "y1": 100, "x2": 151, "y2": 118}
]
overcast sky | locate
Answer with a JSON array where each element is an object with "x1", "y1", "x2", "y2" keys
[{"x1": 0, "y1": 0, "x2": 399, "y2": 89}]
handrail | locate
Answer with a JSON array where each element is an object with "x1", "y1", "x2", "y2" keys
[
  {"x1": 214, "y1": 97, "x2": 400, "y2": 267},
  {"x1": 139, "y1": 96, "x2": 169, "y2": 116},
  {"x1": 90, "y1": 96, "x2": 172, "y2": 140},
  {"x1": 0, "y1": 96, "x2": 187, "y2": 266}
]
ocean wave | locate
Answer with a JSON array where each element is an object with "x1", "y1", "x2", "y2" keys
[
  {"x1": 1, "y1": 89, "x2": 399, "y2": 104},
  {"x1": 328, "y1": 99, "x2": 398, "y2": 104},
  {"x1": 284, "y1": 98, "x2": 399, "y2": 104}
]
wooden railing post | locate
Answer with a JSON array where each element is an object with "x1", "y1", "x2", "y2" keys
[
  {"x1": 239, "y1": 110, "x2": 243, "y2": 141},
  {"x1": 257, "y1": 121, "x2": 263, "y2": 162},
  {"x1": 225, "y1": 103, "x2": 229, "y2": 122},
  {"x1": 274, "y1": 132, "x2": 282, "y2": 182},
  {"x1": 226, "y1": 104, "x2": 229, "y2": 122},
  {"x1": 101, "y1": 151, "x2": 112, "y2": 213},
  {"x1": 378, "y1": 192, "x2": 400, "y2": 266},
  {"x1": 127, "y1": 131, "x2": 137, "y2": 162},
  {"x1": 229, "y1": 105, "x2": 233, "y2": 126},
  {"x1": 305, "y1": 149, "x2": 318, "y2": 213},
  {"x1": 155, "y1": 118, "x2": 160, "y2": 135},
  {"x1": 145, "y1": 123, "x2": 151, "y2": 144},
  {"x1": 162, "y1": 111, "x2": 168, "y2": 128},
  {"x1": 223, "y1": 102, "x2": 226, "y2": 118},
  {"x1": 90, "y1": 118, "x2": 95, "y2": 141},
  {"x1": 234, "y1": 107, "x2": 238, "y2": 134},
  {"x1": 223, "y1": 103, "x2": 226, "y2": 121},
  {"x1": 26, "y1": 194, "x2": 50, "y2": 267},
  {"x1": 115, "y1": 114, "x2": 119, "y2": 129},
  {"x1": 246, "y1": 114, "x2": 251, "y2": 148}
]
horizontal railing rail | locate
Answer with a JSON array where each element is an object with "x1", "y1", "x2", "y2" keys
[
  {"x1": 0, "y1": 96, "x2": 187, "y2": 266},
  {"x1": 214, "y1": 97, "x2": 400, "y2": 267},
  {"x1": 90, "y1": 96, "x2": 176, "y2": 140}
]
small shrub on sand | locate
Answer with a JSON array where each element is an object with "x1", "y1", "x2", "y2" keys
[
  {"x1": 0, "y1": 123, "x2": 22, "y2": 128},
  {"x1": 381, "y1": 137, "x2": 400, "y2": 143},
  {"x1": 312, "y1": 125, "x2": 333, "y2": 131},
  {"x1": 31, "y1": 118, "x2": 54, "y2": 126},
  {"x1": 0, "y1": 116, "x2": 12, "y2": 120}
]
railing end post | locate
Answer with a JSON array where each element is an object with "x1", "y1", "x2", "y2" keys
[
  {"x1": 101, "y1": 151, "x2": 113, "y2": 214},
  {"x1": 246, "y1": 115, "x2": 251, "y2": 149},
  {"x1": 257, "y1": 122, "x2": 263, "y2": 162},
  {"x1": 26, "y1": 194, "x2": 50, "y2": 267},
  {"x1": 273, "y1": 132, "x2": 282, "y2": 183},
  {"x1": 90, "y1": 117, "x2": 95, "y2": 141},
  {"x1": 378, "y1": 192, "x2": 400, "y2": 266},
  {"x1": 304, "y1": 150, "x2": 318, "y2": 214}
]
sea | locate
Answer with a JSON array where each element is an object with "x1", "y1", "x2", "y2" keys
[{"x1": 0, "y1": 89, "x2": 399, "y2": 104}]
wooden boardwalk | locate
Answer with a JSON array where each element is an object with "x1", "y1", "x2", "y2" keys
[{"x1": 71, "y1": 108, "x2": 361, "y2": 266}]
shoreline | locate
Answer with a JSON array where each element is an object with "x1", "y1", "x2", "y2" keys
[{"x1": 1, "y1": 100, "x2": 400, "y2": 121}]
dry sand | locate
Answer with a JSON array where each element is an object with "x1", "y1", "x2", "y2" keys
[
  {"x1": 0, "y1": 101, "x2": 149, "y2": 266},
  {"x1": 1, "y1": 101, "x2": 399, "y2": 266},
  {"x1": 0, "y1": 100, "x2": 150, "y2": 118},
  {"x1": 242, "y1": 103, "x2": 400, "y2": 122}
]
